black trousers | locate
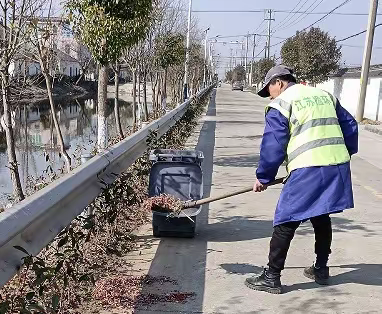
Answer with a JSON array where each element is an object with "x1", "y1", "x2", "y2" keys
[{"x1": 268, "y1": 214, "x2": 332, "y2": 274}]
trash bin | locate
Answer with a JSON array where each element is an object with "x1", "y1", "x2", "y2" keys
[{"x1": 148, "y1": 149, "x2": 204, "y2": 238}]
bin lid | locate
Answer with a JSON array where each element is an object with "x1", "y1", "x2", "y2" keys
[{"x1": 149, "y1": 149, "x2": 204, "y2": 163}]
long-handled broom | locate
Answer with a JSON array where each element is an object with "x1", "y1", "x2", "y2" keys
[
  {"x1": 183, "y1": 177, "x2": 284, "y2": 209},
  {"x1": 143, "y1": 178, "x2": 285, "y2": 218}
]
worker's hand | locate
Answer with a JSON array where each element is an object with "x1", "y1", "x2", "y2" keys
[{"x1": 254, "y1": 179, "x2": 267, "y2": 192}]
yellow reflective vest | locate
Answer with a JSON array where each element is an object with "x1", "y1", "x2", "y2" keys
[{"x1": 266, "y1": 84, "x2": 350, "y2": 173}]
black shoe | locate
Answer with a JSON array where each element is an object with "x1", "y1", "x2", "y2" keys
[
  {"x1": 303, "y1": 264, "x2": 329, "y2": 285},
  {"x1": 245, "y1": 269, "x2": 282, "y2": 294}
]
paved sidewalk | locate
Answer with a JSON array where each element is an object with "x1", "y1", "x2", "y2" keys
[
  {"x1": 125, "y1": 85, "x2": 382, "y2": 314},
  {"x1": 363, "y1": 124, "x2": 382, "y2": 136}
]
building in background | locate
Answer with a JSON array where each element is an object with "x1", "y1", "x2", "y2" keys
[
  {"x1": 9, "y1": 17, "x2": 93, "y2": 80},
  {"x1": 317, "y1": 65, "x2": 382, "y2": 121}
]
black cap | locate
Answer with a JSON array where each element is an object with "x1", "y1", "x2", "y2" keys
[{"x1": 257, "y1": 65, "x2": 295, "y2": 98}]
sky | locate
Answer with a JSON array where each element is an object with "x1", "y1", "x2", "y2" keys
[{"x1": 186, "y1": 0, "x2": 382, "y2": 77}]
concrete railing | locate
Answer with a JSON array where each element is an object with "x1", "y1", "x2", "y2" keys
[{"x1": 0, "y1": 85, "x2": 214, "y2": 287}]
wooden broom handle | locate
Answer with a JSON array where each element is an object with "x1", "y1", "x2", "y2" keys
[{"x1": 183, "y1": 177, "x2": 285, "y2": 209}]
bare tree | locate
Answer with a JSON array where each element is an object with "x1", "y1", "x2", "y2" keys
[
  {"x1": 29, "y1": 1, "x2": 72, "y2": 172},
  {"x1": 111, "y1": 61, "x2": 123, "y2": 137},
  {"x1": 61, "y1": 43, "x2": 94, "y2": 86},
  {"x1": 138, "y1": 0, "x2": 186, "y2": 115},
  {"x1": 74, "y1": 45, "x2": 94, "y2": 85},
  {"x1": 97, "y1": 62, "x2": 108, "y2": 149},
  {"x1": 0, "y1": 0, "x2": 46, "y2": 202}
]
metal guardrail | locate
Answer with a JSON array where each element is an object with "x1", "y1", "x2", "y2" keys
[{"x1": 0, "y1": 85, "x2": 213, "y2": 287}]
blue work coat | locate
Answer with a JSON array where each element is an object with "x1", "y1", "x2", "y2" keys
[{"x1": 256, "y1": 95, "x2": 358, "y2": 226}]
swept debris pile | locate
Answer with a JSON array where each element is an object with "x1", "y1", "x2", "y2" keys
[
  {"x1": 142, "y1": 194, "x2": 184, "y2": 215},
  {"x1": 93, "y1": 275, "x2": 195, "y2": 308}
]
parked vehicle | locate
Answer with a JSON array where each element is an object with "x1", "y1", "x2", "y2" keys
[{"x1": 232, "y1": 81, "x2": 244, "y2": 91}]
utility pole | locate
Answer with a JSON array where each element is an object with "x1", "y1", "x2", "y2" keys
[
  {"x1": 264, "y1": 9, "x2": 274, "y2": 60},
  {"x1": 356, "y1": 0, "x2": 378, "y2": 122},
  {"x1": 250, "y1": 34, "x2": 256, "y2": 86},
  {"x1": 183, "y1": 0, "x2": 192, "y2": 101},
  {"x1": 230, "y1": 48, "x2": 233, "y2": 71},
  {"x1": 203, "y1": 27, "x2": 210, "y2": 88},
  {"x1": 245, "y1": 34, "x2": 249, "y2": 84},
  {"x1": 209, "y1": 42, "x2": 213, "y2": 83}
]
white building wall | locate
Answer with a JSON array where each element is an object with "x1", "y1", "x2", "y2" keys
[
  {"x1": 58, "y1": 60, "x2": 81, "y2": 77},
  {"x1": 9, "y1": 60, "x2": 41, "y2": 77},
  {"x1": 317, "y1": 79, "x2": 334, "y2": 95},
  {"x1": 317, "y1": 77, "x2": 382, "y2": 121},
  {"x1": 29, "y1": 63, "x2": 41, "y2": 76}
]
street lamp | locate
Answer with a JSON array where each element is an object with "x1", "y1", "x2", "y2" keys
[
  {"x1": 183, "y1": 0, "x2": 192, "y2": 102},
  {"x1": 209, "y1": 41, "x2": 215, "y2": 83},
  {"x1": 203, "y1": 27, "x2": 210, "y2": 88}
]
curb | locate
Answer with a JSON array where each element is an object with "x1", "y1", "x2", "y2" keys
[{"x1": 364, "y1": 124, "x2": 382, "y2": 136}]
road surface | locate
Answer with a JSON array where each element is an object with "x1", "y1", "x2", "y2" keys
[{"x1": 127, "y1": 84, "x2": 382, "y2": 314}]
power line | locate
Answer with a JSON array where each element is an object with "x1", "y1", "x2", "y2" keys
[
  {"x1": 269, "y1": 0, "x2": 354, "y2": 48},
  {"x1": 258, "y1": 25, "x2": 269, "y2": 36},
  {"x1": 336, "y1": 23, "x2": 382, "y2": 42},
  {"x1": 341, "y1": 43, "x2": 382, "y2": 49},
  {"x1": 341, "y1": 44, "x2": 382, "y2": 49},
  {"x1": 272, "y1": 0, "x2": 305, "y2": 30},
  {"x1": 213, "y1": 34, "x2": 287, "y2": 40},
  {"x1": 254, "y1": 20, "x2": 266, "y2": 33},
  {"x1": 254, "y1": 47, "x2": 266, "y2": 59},
  {"x1": 276, "y1": 0, "x2": 312, "y2": 30},
  {"x1": 277, "y1": 0, "x2": 325, "y2": 32},
  {"x1": 192, "y1": 9, "x2": 379, "y2": 16}
]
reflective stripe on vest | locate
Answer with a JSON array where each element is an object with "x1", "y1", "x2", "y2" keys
[
  {"x1": 265, "y1": 84, "x2": 350, "y2": 173},
  {"x1": 291, "y1": 117, "x2": 340, "y2": 137},
  {"x1": 287, "y1": 137, "x2": 345, "y2": 162}
]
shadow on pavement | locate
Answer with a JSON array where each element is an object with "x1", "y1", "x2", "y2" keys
[
  {"x1": 215, "y1": 135, "x2": 263, "y2": 140},
  {"x1": 201, "y1": 215, "x2": 272, "y2": 242},
  {"x1": 134, "y1": 90, "x2": 217, "y2": 313},
  {"x1": 296, "y1": 217, "x2": 377, "y2": 237},
  {"x1": 285, "y1": 263, "x2": 382, "y2": 293},
  {"x1": 214, "y1": 154, "x2": 260, "y2": 168},
  {"x1": 220, "y1": 262, "x2": 382, "y2": 293},
  {"x1": 217, "y1": 120, "x2": 264, "y2": 125},
  {"x1": 220, "y1": 263, "x2": 263, "y2": 275}
]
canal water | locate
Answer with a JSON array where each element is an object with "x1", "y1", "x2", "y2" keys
[{"x1": 0, "y1": 95, "x2": 144, "y2": 207}]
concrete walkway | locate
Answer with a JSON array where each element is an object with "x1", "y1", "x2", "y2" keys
[{"x1": 128, "y1": 84, "x2": 382, "y2": 314}]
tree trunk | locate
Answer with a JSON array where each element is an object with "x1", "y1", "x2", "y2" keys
[
  {"x1": 170, "y1": 76, "x2": 176, "y2": 104},
  {"x1": 132, "y1": 68, "x2": 137, "y2": 126},
  {"x1": 138, "y1": 65, "x2": 141, "y2": 104},
  {"x1": 150, "y1": 72, "x2": 155, "y2": 112},
  {"x1": 23, "y1": 60, "x2": 27, "y2": 84},
  {"x1": 44, "y1": 74, "x2": 71, "y2": 172},
  {"x1": 156, "y1": 73, "x2": 161, "y2": 114},
  {"x1": 190, "y1": 72, "x2": 196, "y2": 97},
  {"x1": 24, "y1": 105, "x2": 29, "y2": 187},
  {"x1": 161, "y1": 67, "x2": 168, "y2": 111},
  {"x1": 143, "y1": 71, "x2": 148, "y2": 121},
  {"x1": 114, "y1": 66, "x2": 123, "y2": 137},
  {"x1": 1, "y1": 71, "x2": 25, "y2": 202},
  {"x1": 97, "y1": 65, "x2": 108, "y2": 151},
  {"x1": 178, "y1": 78, "x2": 183, "y2": 103}
]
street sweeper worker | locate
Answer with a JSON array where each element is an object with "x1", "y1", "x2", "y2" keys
[{"x1": 245, "y1": 65, "x2": 358, "y2": 294}]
